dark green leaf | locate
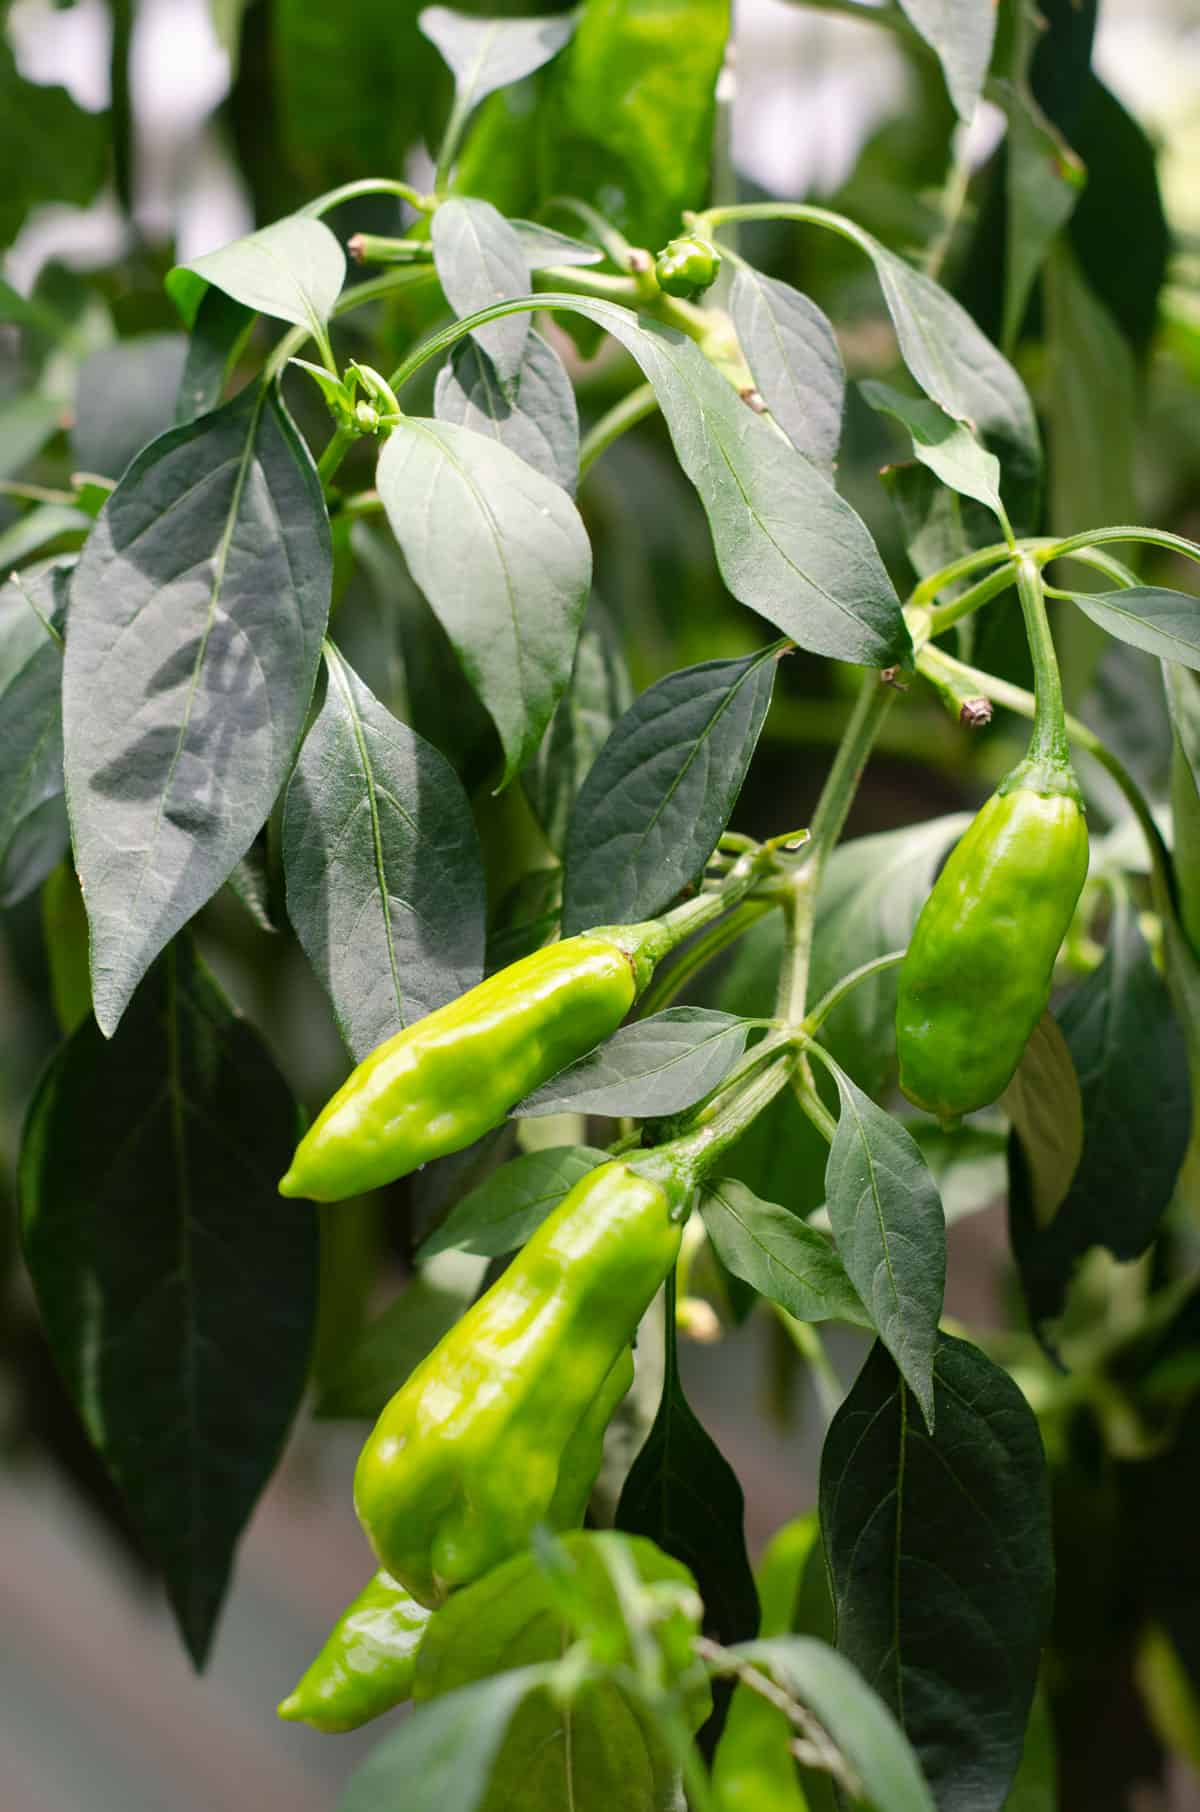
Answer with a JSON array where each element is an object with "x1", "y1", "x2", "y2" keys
[
  {"x1": 896, "y1": 0, "x2": 995, "y2": 121},
  {"x1": 316, "y1": 1251, "x2": 489, "y2": 1420},
  {"x1": 376, "y1": 417, "x2": 592, "y2": 786},
  {"x1": 1009, "y1": 894, "x2": 1191, "y2": 1328},
  {"x1": 520, "y1": 1008, "x2": 751, "y2": 1119},
  {"x1": 821, "y1": 1061, "x2": 945, "y2": 1430},
  {"x1": 72, "y1": 335, "x2": 189, "y2": 479},
  {"x1": 699, "y1": 1178, "x2": 870, "y2": 1327},
  {"x1": 996, "y1": 77, "x2": 1084, "y2": 354},
  {"x1": 176, "y1": 287, "x2": 256, "y2": 425},
  {"x1": 0, "y1": 39, "x2": 108, "y2": 244},
  {"x1": 282, "y1": 645, "x2": 486, "y2": 1061},
  {"x1": 561, "y1": 648, "x2": 778, "y2": 933},
  {"x1": 19, "y1": 939, "x2": 318, "y2": 1666},
  {"x1": 552, "y1": 299, "x2": 908, "y2": 668},
  {"x1": 729, "y1": 268, "x2": 845, "y2": 472},
  {"x1": 63, "y1": 382, "x2": 332, "y2": 1034},
  {"x1": 486, "y1": 866, "x2": 563, "y2": 972},
  {"x1": 523, "y1": 601, "x2": 631, "y2": 852},
  {"x1": 432, "y1": 197, "x2": 530, "y2": 386},
  {"x1": 616, "y1": 1313, "x2": 758, "y2": 1652},
  {"x1": 539, "y1": 0, "x2": 730, "y2": 252},
  {"x1": 860, "y1": 380, "x2": 1006, "y2": 525},
  {"x1": 435, "y1": 330, "x2": 579, "y2": 493},
  {"x1": 1044, "y1": 241, "x2": 1136, "y2": 533},
  {"x1": 820, "y1": 1334, "x2": 1054, "y2": 1812},
  {"x1": 338, "y1": 1669, "x2": 542, "y2": 1812},
  {"x1": 417, "y1": 1145, "x2": 608, "y2": 1261},
  {"x1": 419, "y1": 5, "x2": 576, "y2": 113},
  {"x1": 732, "y1": 1636, "x2": 937, "y2": 1812},
  {"x1": 169, "y1": 215, "x2": 345, "y2": 335},
  {"x1": 0, "y1": 562, "x2": 70, "y2": 906},
  {"x1": 1066, "y1": 588, "x2": 1200, "y2": 671}
]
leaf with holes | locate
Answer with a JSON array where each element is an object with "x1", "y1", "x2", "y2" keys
[
  {"x1": 62, "y1": 381, "x2": 331, "y2": 1034},
  {"x1": 282, "y1": 645, "x2": 486, "y2": 1061},
  {"x1": 561, "y1": 648, "x2": 778, "y2": 932},
  {"x1": 19, "y1": 937, "x2": 317, "y2": 1667},
  {"x1": 377, "y1": 417, "x2": 591, "y2": 786}
]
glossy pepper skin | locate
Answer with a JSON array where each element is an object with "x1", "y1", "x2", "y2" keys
[
  {"x1": 276, "y1": 1570, "x2": 432, "y2": 1733},
  {"x1": 654, "y1": 234, "x2": 722, "y2": 298},
  {"x1": 354, "y1": 1159, "x2": 688, "y2": 1607},
  {"x1": 279, "y1": 925, "x2": 668, "y2": 1202},
  {"x1": 895, "y1": 762, "x2": 1089, "y2": 1120}
]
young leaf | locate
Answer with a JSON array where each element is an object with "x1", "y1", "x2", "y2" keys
[
  {"x1": 699, "y1": 1178, "x2": 871, "y2": 1327},
  {"x1": 63, "y1": 382, "x2": 332, "y2": 1035},
  {"x1": 19, "y1": 938, "x2": 318, "y2": 1667},
  {"x1": 860, "y1": 380, "x2": 1007, "y2": 527},
  {"x1": 169, "y1": 214, "x2": 345, "y2": 338},
  {"x1": 551, "y1": 299, "x2": 908, "y2": 668},
  {"x1": 435, "y1": 330, "x2": 579, "y2": 493},
  {"x1": 730, "y1": 1636, "x2": 937, "y2": 1812},
  {"x1": 511, "y1": 219, "x2": 604, "y2": 269},
  {"x1": 561, "y1": 648, "x2": 778, "y2": 933},
  {"x1": 432, "y1": 197, "x2": 531, "y2": 386},
  {"x1": 616, "y1": 1310, "x2": 759, "y2": 1653},
  {"x1": 523, "y1": 601, "x2": 632, "y2": 852},
  {"x1": 820, "y1": 1335, "x2": 1054, "y2": 1812},
  {"x1": 338, "y1": 1669, "x2": 543, "y2": 1812},
  {"x1": 419, "y1": 6, "x2": 576, "y2": 114},
  {"x1": 376, "y1": 417, "x2": 592, "y2": 786},
  {"x1": 282, "y1": 645, "x2": 486, "y2": 1061},
  {"x1": 519, "y1": 1008, "x2": 752, "y2": 1119},
  {"x1": 820, "y1": 1060, "x2": 945, "y2": 1431},
  {"x1": 0, "y1": 562, "x2": 70, "y2": 907},
  {"x1": 1009, "y1": 894, "x2": 1191, "y2": 1328},
  {"x1": 729, "y1": 268, "x2": 845, "y2": 473},
  {"x1": 417, "y1": 1145, "x2": 609, "y2": 1262},
  {"x1": 1066, "y1": 587, "x2": 1200, "y2": 671},
  {"x1": 1001, "y1": 1011, "x2": 1084, "y2": 1230},
  {"x1": 896, "y1": 0, "x2": 995, "y2": 123}
]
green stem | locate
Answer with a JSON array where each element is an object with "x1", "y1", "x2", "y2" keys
[
  {"x1": 634, "y1": 898, "x2": 776, "y2": 1018},
  {"x1": 653, "y1": 812, "x2": 793, "y2": 955},
  {"x1": 910, "y1": 541, "x2": 1031, "y2": 609},
  {"x1": 918, "y1": 642, "x2": 1173, "y2": 899},
  {"x1": 926, "y1": 560, "x2": 1018, "y2": 637},
  {"x1": 302, "y1": 178, "x2": 432, "y2": 218},
  {"x1": 263, "y1": 267, "x2": 439, "y2": 388},
  {"x1": 795, "y1": 1076, "x2": 838, "y2": 1144},
  {"x1": 434, "y1": 90, "x2": 476, "y2": 192},
  {"x1": 347, "y1": 234, "x2": 434, "y2": 266},
  {"x1": 534, "y1": 263, "x2": 710, "y2": 338},
  {"x1": 1014, "y1": 553, "x2": 1072, "y2": 772},
  {"x1": 579, "y1": 384, "x2": 659, "y2": 478},
  {"x1": 658, "y1": 1056, "x2": 796, "y2": 1187},
  {"x1": 803, "y1": 950, "x2": 906, "y2": 1033},
  {"x1": 317, "y1": 422, "x2": 357, "y2": 489},
  {"x1": 1038, "y1": 525, "x2": 1200, "y2": 572}
]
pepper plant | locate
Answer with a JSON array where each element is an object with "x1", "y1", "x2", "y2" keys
[{"x1": 4, "y1": 1, "x2": 1200, "y2": 1808}]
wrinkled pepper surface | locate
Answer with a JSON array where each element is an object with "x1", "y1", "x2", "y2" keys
[
  {"x1": 896, "y1": 759, "x2": 1088, "y2": 1120},
  {"x1": 354, "y1": 1159, "x2": 688, "y2": 1607},
  {"x1": 277, "y1": 1569, "x2": 432, "y2": 1732},
  {"x1": 280, "y1": 924, "x2": 670, "y2": 1202}
]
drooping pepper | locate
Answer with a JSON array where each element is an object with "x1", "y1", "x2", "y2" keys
[
  {"x1": 897, "y1": 557, "x2": 1089, "y2": 1120},
  {"x1": 654, "y1": 234, "x2": 722, "y2": 298},
  {"x1": 276, "y1": 1570, "x2": 432, "y2": 1733},
  {"x1": 279, "y1": 924, "x2": 670, "y2": 1203},
  {"x1": 353, "y1": 1158, "x2": 689, "y2": 1607}
]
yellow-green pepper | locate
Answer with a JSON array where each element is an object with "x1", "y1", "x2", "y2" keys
[
  {"x1": 896, "y1": 759, "x2": 1089, "y2": 1120},
  {"x1": 280, "y1": 924, "x2": 670, "y2": 1202},
  {"x1": 277, "y1": 1569, "x2": 432, "y2": 1732},
  {"x1": 354, "y1": 1158, "x2": 688, "y2": 1607}
]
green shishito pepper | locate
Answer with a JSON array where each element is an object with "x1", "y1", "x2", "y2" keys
[
  {"x1": 279, "y1": 923, "x2": 671, "y2": 1203},
  {"x1": 277, "y1": 1569, "x2": 432, "y2": 1733},
  {"x1": 896, "y1": 760, "x2": 1088, "y2": 1120},
  {"x1": 898, "y1": 556, "x2": 1089, "y2": 1121},
  {"x1": 654, "y1": 233, "x2": 722, "y2": 298},
  {"x1": 354, "y1": 1158, "x2": 688, "y2": 1608}
]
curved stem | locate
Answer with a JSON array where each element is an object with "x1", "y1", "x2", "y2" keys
[
  {"x1": 1014, "y1": 553, "x2": 1072, "y2": 772},
  {"x1": 1038, "y1": 525, "x2": 1200, "y2": 571},
  {"x1": 909, "y1": 541, "x2": 1031, "y2": 609},
  {"x1": 634, "y1": 898, "x2": 776, "y2": 1018},
  {"x1": 302, "y1": 177, "x2": 432, "y2": 218},
  {"x1": 579, "y1": 383, "x2": 659, "y2": 478},
  {"x1": 659, "y1": 1055, "x2": 797, "y2": 1187},
  {"x1": 803, "y1": 950, "x2": 906, "y2": 1034},
  {"x1": 926, "y1": 561, "x2": 1018, "y2": 636},
  {"x1": 317, "y1": 422, "x2": 357, "y2": 489},
  {"x1": 917, "y1": 642, "x2": 1173, "y2": 900}
]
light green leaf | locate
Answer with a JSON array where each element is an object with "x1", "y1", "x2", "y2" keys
[
  {"x1": 860, "y1": 379, "x2": 1007, "y2": 527},
  {"x1": 432, "y1": 197, "x2": 531, "y2": 386},
  {"x1": 169, "y1": 215, "x2": 345, "y2": 339},
  {"x1": 896, "y1": 0, "x2": 995, "y2": 121},
  {"x1": 419, "y1": 5, "x2": 576, "y2": 112},
  {"x1": 699, "y1": 1177, "x2": 871, "y2": 1326}
]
